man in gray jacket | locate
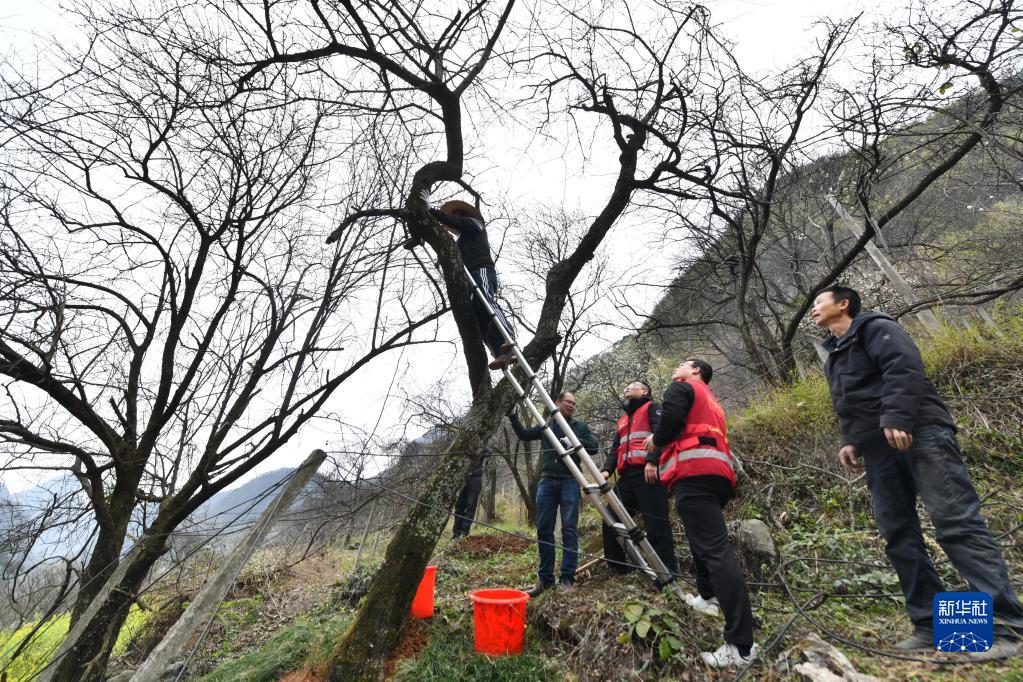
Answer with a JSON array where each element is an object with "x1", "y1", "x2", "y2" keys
[{"x1": 813, "y1": 285, "x2": 1022, "y2": 658}]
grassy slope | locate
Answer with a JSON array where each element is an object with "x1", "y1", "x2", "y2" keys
[
  {"x1": 0, "y1": 606, "x2": 147, "y2": 682},
  {"x1": 183, "y1": 310, "x2": 1023, "y2": 680},
  {"x1": 725, "y1": 309, "x2": 1023, "y2": 681}
]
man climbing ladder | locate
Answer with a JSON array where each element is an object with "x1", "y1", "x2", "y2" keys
[
  {"x1": 422, "y1": 191, "x2": 516, "y2": 370},
  {"x1": 408, "y1": 186, "x2": 689, "y2": 603}
]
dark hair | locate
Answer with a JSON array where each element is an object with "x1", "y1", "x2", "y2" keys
[
  {"x1": 818, "y1": 286, "x2": 861, "y2": 318},
  {"x1": 633, "y1": 379, "x2": 652, "y2": 396},
  {"x1": 688, "y1": 359, "x2": 713, "y2": 384},
  {"x1": 556, "y1": 391, "x2": 573, "y2": 401}
]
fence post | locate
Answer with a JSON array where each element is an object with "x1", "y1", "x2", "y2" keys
[
  {"x1": 351, "y1": 499, "x2": 378, "y2": 574},
  {"x1": 828, "y1": 196, "x2": 942, "y2": 334},
  {"x1": 130, "y1": 449, "x2": 326, "y2": 682}
]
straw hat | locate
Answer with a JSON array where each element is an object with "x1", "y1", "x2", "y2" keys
[{"x1": 440, "y1": 199, "x2": 484, "y2": 223}]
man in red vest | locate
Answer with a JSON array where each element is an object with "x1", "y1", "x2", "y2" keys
[
  {"x1": 599, "y1": 380, "x2": 677, "y2": 577},
  {"x1": 644, "y1": 359, "x2": 757, "y2": 668}
]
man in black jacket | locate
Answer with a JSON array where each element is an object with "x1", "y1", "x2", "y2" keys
[
  {"x1": 599, "y1": 380, "x2": 677, "y2": 577},
  {"x1": 422, "y1": 191, "x2": 515, "y2": 370},
  {"x1": 509, "y1": 392, "x2": 598, "y2": 596},
  {"x1": 813, "y1": 285, "x2": 1022, "y2": 658}
]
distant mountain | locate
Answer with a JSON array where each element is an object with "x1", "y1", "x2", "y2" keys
[
  {"x1": 199, "y1": 467, "x2": 299, "y2": 524},
  {"x1": 2, "y1": 466, "x2": 314, "y2": 562}
]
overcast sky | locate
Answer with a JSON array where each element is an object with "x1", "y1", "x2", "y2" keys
[{"x1": 1, "y1": 0, "x2": 902, "y2": 493}]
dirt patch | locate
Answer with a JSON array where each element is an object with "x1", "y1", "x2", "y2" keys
[
  {"x1": 449, "y1": 533, "x2": 531, "y2": 558},
  {"x1": 279, "y1": 668, "x2": 325, "y2": 682},
  {"x1": 383, "y1": 618, "x2": 431, "y2": 679}
]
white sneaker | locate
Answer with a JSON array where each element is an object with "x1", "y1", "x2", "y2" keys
[
  {"x1": 700, "y1": 642, "x2": 758, "y2": 668},
  {"x1": 685, "y1": 593, "x2": 723, "y2": 618}
]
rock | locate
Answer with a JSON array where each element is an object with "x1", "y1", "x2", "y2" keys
[
  {"x1": 732, "y1": 519, "x2": 778, "y2": 583},
  {"x1": 794, "y1": 633, "x2": 880, "y2": 682},
  {"x1": 794, "y1": 662, "x2": 845, "y2": 682}
]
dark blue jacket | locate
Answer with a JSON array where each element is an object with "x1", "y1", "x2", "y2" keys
[
  {"x1": 823, "y1": 311, "x2": 954, "y2": 447},
  {"x1": 429, "y1": 208, "x2": 494, "y2": 269}
]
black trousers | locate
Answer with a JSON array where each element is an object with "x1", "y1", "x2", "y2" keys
[
  {"x1": 602, "y1": 469, "x2": 678, "y2": 574},
  {"x1": 453, "y1": 473, "x2": 483, "y2": 537},
  {"x1": 862, "y1": 425, "x2": 1023, "y2": 635},
  {"x1": 675, "y1": 475, "x2": 754, "y2": 650},
  {"x1": 468, "y1": 265, "x2": 513, "y2": 358}
]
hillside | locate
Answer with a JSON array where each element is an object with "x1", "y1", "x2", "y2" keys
[
  {"x1": 637, "y1": 89, "x2": 1023, "y2": 401},
  {"x1": 5, "y1": 311, "x2": 1012, "y2": 681}
]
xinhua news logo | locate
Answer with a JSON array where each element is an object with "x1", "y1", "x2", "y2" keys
[{"x1": 933, "y1": 591, "x2": 993, "y2": 653}]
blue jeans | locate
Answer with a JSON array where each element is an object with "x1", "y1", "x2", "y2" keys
[
  {"x1": 535, "y1": 477, "x2": 580, "y2": 585},
  {"x1": 863, "y1": 424, "x2": 1023, "y2": 636}
]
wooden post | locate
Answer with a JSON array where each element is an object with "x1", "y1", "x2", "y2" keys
[
  {"x1": 828, "y1": 197, "x2": 942, "y2": 334},
  {"x1": 811, "y1": 337, "x2": 829, "y2": 364},
  {"x1": 371, "y1": 528, "x2": 382, "y2": 558},
  {"x1": 129, "y1": 449, "x2": 327, "y2": 682},
  {"x1": 352, "y1": 499, "x2": 378, "y2": 573}
]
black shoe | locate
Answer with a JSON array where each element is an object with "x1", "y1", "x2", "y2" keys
[
  {"x1": 524, "y1": 583, "x2": 553, "y2": 598},
  {"x1": 893, "y1": 628, "x2": 933, "y2": 651},
  {"x1": 557, "y1": 578, "x2": 576, "y2": 592}
]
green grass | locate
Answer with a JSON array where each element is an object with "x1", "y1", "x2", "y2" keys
[
  {"x1": 0, "y1": 606, "x2": 147, "y2": 682},
  {"x1": 394, "y1": 623, "x2": 553, "y2": 682},
  {"x1": 199, "y1": 612, "x2": 352, "y2": 682},
  {"x1": 730, "y1": 372, "x2": 836, "y2": 444}
]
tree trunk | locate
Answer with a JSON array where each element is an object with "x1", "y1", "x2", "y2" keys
[
  {"x1": 69, "y1": 459, "x2": 146, "y2": 626},
  {"x1": 46, "y1": 537, "x2": 168, "y2": 682},
  {"x1": 500, "y1": 447, "x2": 537, "y2": 527},
  {"x1": 483, "y1": 461, "x2": 497, "y2": 523},
  {"x1": 69, "y1": 525, "x2": 125, "y2": 625},
  {"x1": 326, "y1": 385, "x2": 514, "y2": 681}
]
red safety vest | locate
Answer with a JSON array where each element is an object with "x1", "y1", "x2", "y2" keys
[
  {"x1": 658, "y1": 379, "x2": 736, "y2": 489},
  {"x1": 615, "y1": 401, "x2": 654, "y2": 472}
]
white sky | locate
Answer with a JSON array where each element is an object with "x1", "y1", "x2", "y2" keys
[{"x1": 0, "y1": 0, "x2": 902, "y2": 493}]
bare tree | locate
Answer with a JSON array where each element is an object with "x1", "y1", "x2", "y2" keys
[
  {"x1": 641, "y1": 1, "x2": 1023, "y2": 384},
  {"x1": 192, "y1": 1, "x2": 712, "y2": 677},
  {"x1": 0, "y1": 7, "x2": 444, "y2": 679}
]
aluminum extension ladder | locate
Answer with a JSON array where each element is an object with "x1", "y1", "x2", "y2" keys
[{"x1": 462, "y1": 265, "x2": 686, "y2": 598}]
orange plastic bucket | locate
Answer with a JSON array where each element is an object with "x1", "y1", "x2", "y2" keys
[
  {"x1": 470, "y1": 589, "x2": 530, "y2": 655},
  {"x1": 410, "y1": 565, "x2": 437, "y2": 619}
]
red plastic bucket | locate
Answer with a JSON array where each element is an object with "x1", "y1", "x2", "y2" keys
[
  {"x1": 470, "y1": 589, "x2": 530, "y2": 655},
  {"x1": 410, "y1": 565, "x2": 437, "y2": 619}
]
